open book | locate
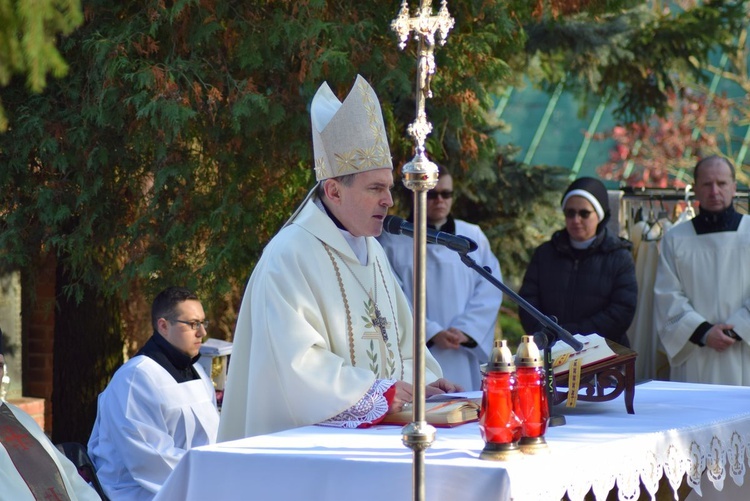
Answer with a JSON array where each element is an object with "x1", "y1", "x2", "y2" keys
[
  {"x1": 550, "y1": 333, "x2": 617, "y2": 376},
  {"x1": 381, "y1": 396, "x2": 481, "y2": 428}
]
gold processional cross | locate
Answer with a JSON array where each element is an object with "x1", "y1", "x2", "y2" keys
[
  {"x1": 389, "y1": 2, "x2": 454, "y2": 499},
  {"x1": 391, "y1": 0, "x2": 454, "y2": 155}
]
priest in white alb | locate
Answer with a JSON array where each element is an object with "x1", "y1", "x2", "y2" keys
[
  {"x1": 378, "y1": 166, "x2": 502, "y2": 391},
  {"x1": 654, "y1": 155, "x2": 750, "y2": 385},
  {"x1": 218, "y1": 75, "x2": 459, "y2": 441}
]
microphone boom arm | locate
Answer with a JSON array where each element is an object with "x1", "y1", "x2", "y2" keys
[{"x1": 456, "y1": 252, "x2": 583, "y2": 353}]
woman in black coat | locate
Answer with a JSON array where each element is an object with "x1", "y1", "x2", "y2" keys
[{"x1": 519, "y1": 177, "x2": 637, "y2": 347}]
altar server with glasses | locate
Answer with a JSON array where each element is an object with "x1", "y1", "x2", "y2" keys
[
  {"x1": 88, "y1": 286, "x2": 219, "y2": 500},
  {"x1": 519, "y1": 177, "x2": 637, "y2": 348}
]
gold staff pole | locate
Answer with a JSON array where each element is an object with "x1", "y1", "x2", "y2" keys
[{"x1": 391, "y1": 2, "x2": 453, "y2": 500}]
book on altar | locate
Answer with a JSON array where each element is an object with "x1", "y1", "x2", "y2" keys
[
  {"x1": 380, "y1": 394, "x2": 481, "y2": 427},
  {"x1": 550, "y1": 333, "x2": 617, "y2": 376},
  {"x1": 200, "y1": 338, "x2": 233, "y2": 357}
]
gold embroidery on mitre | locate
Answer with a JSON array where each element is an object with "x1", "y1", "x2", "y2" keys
[
  {"x1": 314, "y1": 157, "x2": 330, "y2": 180},
  {"x1": 311, "y1": 75, "x2": 393, "y2": 182},
  {"x1": 334, "y1": 150, "x2": 360, "y2": 175}
]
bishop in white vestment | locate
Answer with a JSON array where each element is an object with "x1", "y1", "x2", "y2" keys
[
  {"x1": 219, "y1": 75, "x2": 450, "y2": 441},
  {"x1": 0, "y1": 402, "x2": 100, "y2": 501},
  {"x1": 0, "y1": 340, "x2": 99, "y2": 501}
]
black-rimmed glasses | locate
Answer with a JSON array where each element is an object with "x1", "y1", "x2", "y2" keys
[{"x1": 170, "y1": 319, "x2": 210, "y2": 331}]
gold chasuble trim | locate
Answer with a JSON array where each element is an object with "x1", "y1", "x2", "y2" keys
[
  {"x1": 323, "y1": 242, "x2": 404, "y2": 380},
  {"x1": 323, "y1": 244, "x2": 357, "y2": 367}
]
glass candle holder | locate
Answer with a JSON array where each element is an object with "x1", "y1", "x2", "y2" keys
[
  {"x1": 515, "y1": 335, "x2": 550, "y2": 454},
  {"x1": 479, "y1": 339, "x2": 522, "y2": 461}
]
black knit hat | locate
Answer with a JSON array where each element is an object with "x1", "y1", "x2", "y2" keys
[{"x1": 561, "y1": 177, "x2": 610, "y2": 221}]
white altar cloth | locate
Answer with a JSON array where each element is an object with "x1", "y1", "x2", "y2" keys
[{"x1": 156, "y1": 381, "x2": 750, "y2": 500}]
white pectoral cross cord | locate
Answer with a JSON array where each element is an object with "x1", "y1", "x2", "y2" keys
[{"x1": 335, "y1": 250, "x2": 391, "y2": 344}]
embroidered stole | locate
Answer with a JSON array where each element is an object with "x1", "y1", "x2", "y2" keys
[{"x1": 0, "y1": 403, "x2": 72, "y2": 501}]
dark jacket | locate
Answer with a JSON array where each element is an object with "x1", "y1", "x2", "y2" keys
[{"x1": 518, "y1": 228, "x2": 637, "y2": 347}]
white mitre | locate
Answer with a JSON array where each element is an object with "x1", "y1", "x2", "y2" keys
[
  {"x1": 284, "y1": 75, "x2": 393, "y2": 228},
  {"x1": 311, "y1": 74, "x2": 393, "y2": 181}
]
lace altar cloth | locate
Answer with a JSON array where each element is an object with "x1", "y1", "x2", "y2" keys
[
  {"x1": 505, "y1": 380, "x2": 750, "y2": 500},
  {"x1": 157, "y1": 380, "x2": 750, "y2": 501}
]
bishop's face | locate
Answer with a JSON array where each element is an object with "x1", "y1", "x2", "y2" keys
[{"x1": 324, "y1": 169, "x2": 394, "y2": 237}]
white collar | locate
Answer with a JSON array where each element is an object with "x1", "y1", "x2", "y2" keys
[{"x1": 313, "y1": 198, "x2": 368, "y2": 265}]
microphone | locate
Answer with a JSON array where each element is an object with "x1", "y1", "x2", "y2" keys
[{"x1": 382, "y1": 215, "x2": 478, "y2": 253}]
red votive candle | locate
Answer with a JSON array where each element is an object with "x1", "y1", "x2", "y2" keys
[
  {"x1": 480, "y1": 370, "x2": 521, "y2": 444},
  {"x1": 516, "y1": 365, "x2": 548, "y2": 438},
  {"x1": 479, "y1": 339, "x2": 522, "y2": 461},
  {"x1": 515, "y1": 335, "x2": 550, "y2": 453}
]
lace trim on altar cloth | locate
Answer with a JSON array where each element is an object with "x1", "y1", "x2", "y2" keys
[
  {"x1": 318, "y1": 379, "x2": 395, "y2": 429},
  {"x1": 517, "y1": 426, "x2": 750, "y2": 501}
]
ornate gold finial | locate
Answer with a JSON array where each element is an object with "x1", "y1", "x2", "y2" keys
[{"x1": 391, "y1": 0, "x2": 454, "y2": 167}]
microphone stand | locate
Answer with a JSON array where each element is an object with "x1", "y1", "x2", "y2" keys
[{"x1": 455, "y1": 250, "x2": 583, "y2": 427}]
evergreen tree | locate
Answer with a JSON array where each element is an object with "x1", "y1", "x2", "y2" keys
[
  {"x1": 0, "y1": 0, "x2": 82, "y2": 129},
  {"x1": 0, "y1": 0, "x2": 745, "y2": 439}
]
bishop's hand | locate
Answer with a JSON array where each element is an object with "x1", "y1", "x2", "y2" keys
[
  {"x1": 387, "y1": 381, "x2": 414, "y2": 414},
  {"x1": 427, "y1": 378, "x2": 463, "y2": 395}
]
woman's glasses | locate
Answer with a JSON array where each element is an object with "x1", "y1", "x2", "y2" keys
[{"x1": 564, "y1": 209, "x2": 593, "y2": 220}]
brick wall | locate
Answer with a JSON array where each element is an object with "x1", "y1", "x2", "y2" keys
[
  {"x1": 25, "y1": 253, "x2": 56, "y2": 434},
  {"x1": 8, "y1": 396, "x2": 45, "y2": 430}
]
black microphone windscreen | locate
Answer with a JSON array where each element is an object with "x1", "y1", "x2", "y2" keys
[
  {"x1": 532, "y1": 331, "x2": 549, "y2": 350},
  {"x1": 382, "y1": 215, "x2": 404, "y2": 235}
]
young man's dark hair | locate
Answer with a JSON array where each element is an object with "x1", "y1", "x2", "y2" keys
[{"x1": 151, "y1": 286, "x2": 199, "y2": 331}]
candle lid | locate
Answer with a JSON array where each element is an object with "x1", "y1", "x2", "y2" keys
[
  {"x1": 486, "y1": 339, "x2": 515, "y2": 373},
  {"x1": 515, "y1": 335, "x2": 543, "y2": 367}
]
